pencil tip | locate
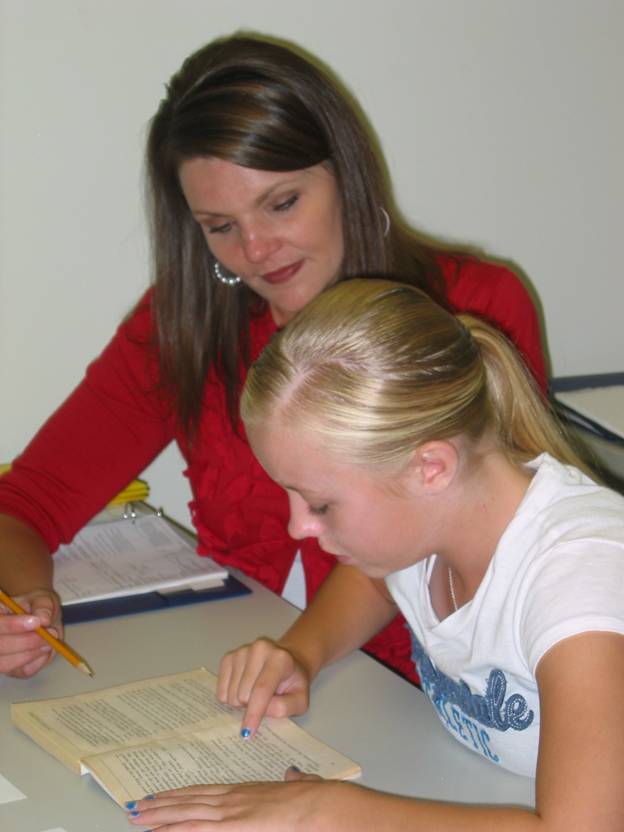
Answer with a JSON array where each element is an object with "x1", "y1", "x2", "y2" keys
[{"x1": 79, "y1": 662, "x2": 95, "y2": 677}]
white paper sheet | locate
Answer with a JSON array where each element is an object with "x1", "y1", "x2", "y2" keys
[
  {"x1": 53, "y1": 514, "x2": 227, "y2": 604},
  {"x1": 0, "y1": 771, "x2": 26, "y2": 804}
]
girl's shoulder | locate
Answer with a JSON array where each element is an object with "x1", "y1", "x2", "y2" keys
[{"x1": 513, "y1": 454, "x2": 624, "y2": 535}]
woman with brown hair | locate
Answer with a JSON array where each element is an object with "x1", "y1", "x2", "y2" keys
[{"x1": 0, "y1": 34, "x2": 545, "y2": 682}]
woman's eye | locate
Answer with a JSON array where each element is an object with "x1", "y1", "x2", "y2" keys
[
  {"x1": 273, "y1": 194, "x2": 298, "y2": 213},
  {"x1": 206, "y1": 221, "x2": 232, "y2": 234},
  {"x1": 308, "y1": 503, "x2": 329, "y2": 516}
]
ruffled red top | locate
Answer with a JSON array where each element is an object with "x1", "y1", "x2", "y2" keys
[{"x1": 0, "y1": 255, "x2": 546, "y2": 684}]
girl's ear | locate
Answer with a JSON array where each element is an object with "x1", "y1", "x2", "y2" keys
[{"x1": 403, "y1": 441, "x2": 459, "y2": 495}]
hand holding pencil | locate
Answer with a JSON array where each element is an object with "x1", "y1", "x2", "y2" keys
[{"x1": 0, "y1": 587, "x2": 93, "y2": 678}]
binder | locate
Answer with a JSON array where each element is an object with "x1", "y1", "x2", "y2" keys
[
  {"x1": 0, "y1": 468, "x2": 253, "y2": 622},
  {"x1": 56, "y1": 505, "x2": 251, "y2": 624},
  {"x1": 62, "y1": 576, "x2": 251, "y2": 625}
]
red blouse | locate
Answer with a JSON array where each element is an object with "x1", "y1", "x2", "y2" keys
[{"x1": 0, "y1": 255, "x2": 546, "y2": 684}]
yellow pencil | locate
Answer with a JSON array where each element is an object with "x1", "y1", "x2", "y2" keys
[{"x1": 0, "y1": 588, "x2": 94, "y2": 677}]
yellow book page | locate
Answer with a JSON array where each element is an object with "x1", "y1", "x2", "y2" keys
[
  {"x1": 11, "y1": 669, "x2": 230, "y2": 772},
  {"x1": 86, "y1": 715, "x2": 360, "y2": 805},
  {"x1": 12, "y1": 668, "x2": 361, "y2": 798}
]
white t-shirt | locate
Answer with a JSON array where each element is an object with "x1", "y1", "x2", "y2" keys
[{"x1": 386, "y1": 453, "x2": 624, "y2": 777}]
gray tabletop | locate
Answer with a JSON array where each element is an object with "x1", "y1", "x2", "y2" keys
[{"x1": 0, "y1": 571, "x2": 534, "y2": 831}]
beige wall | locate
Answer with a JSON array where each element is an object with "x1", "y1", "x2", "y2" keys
[{"x1": 1, "y1": 0, "x2": 622, "y2": 524}]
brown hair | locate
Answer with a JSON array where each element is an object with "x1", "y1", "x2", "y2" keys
[
  {"x1": 145, "y1": 34, "x2": 445, "y2": 434},
  {"x1": 241, "y1": 279, "x2": 588, "y2": 474}
]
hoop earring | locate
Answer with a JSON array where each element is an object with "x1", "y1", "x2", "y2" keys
[
  {"x1": 380, "y1": 207, "x2": 391, "y2": 237},
  {"x1": 213, "y1": 261, "x2": 242, "y2": 286}
]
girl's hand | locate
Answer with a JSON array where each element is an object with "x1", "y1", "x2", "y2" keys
[
  {"x1": 217, "y1": 637, "x2": 311, "y2": 736},
  {"x1": 124, "y1": 769, "x2": 356, "y2": 831},
  {"x1": 0, "y1": 589, "x2": 63, "y2": 678}
]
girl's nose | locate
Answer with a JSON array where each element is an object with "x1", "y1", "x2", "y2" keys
[{"x1": 287, "y1": 493, "x2": 322, "y2": 541}]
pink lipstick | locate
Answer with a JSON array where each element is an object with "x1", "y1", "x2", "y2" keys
[{"x1": 261, "y1": 260, "x2": 303, "y2": 285}]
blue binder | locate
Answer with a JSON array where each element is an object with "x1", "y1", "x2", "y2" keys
[{"x1": 63, "y1": 574, "x2": 251, "y2": 625}]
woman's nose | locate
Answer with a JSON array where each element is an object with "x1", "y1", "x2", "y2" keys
[{"x1": 240, "y1": 224, "x2": 281, "y2": 265}]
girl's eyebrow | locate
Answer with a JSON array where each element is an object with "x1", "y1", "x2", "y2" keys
[
  {"x1": 284, "y1": 484, "x2": 329, "y2": 503},
  {"x1": 283, "y1": 482, "x2": 304, "y2": 493}
]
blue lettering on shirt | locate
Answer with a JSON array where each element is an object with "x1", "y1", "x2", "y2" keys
[{"x1": 410, "y1": 633, "x2": 534, "y2": 764}]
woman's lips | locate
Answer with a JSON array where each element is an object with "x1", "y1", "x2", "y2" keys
[{"x1": 261, "y1": 260, "x2": 303, "y2": 285}]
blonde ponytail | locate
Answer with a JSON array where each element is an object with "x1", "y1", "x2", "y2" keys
[{"x1": 461, "y1": 315, "x2": 593, "y2": 475}]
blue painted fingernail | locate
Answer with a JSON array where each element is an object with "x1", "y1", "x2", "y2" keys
[
  {"x1": 143, "y1": 793, "x2": 155, "y2": 799},
  {"x1": 289, "y1": 765, "x2": 301, "y2": 772},
  {"x1": 125, "y1": 801, "x2": 137, "y2": 809},
  {"x1": 130, "y1": 810, "x2": 141, "y2": 817},
  {"x1": 240, "y1": 727, "x2": 251, "y2": 738}
]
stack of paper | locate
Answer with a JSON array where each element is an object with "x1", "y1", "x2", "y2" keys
[{"x1": 55, "y1": 514, "x2": 227, "y2": 605}]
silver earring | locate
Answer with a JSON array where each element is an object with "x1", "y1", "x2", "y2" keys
[
  {"x1": 380, "y1": 207, "x2": 391, "y2": 237},
  {"x1": 213, "y1": 261, "x2": 242, "y2": 286}
]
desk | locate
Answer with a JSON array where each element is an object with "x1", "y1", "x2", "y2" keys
[
  {"x1": 552, "y1": 373, "x2": 624, "y2": 491},
  {"x1": 0, "y1": 571, "x2": 534, "y2": 831}
]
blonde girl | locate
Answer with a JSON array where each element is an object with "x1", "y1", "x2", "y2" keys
[{"x1": 126, "y1": 280, "x2": 624, "y2": 832}]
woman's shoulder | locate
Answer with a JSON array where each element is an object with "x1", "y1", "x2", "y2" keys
[
  {"x1": 435, "y1": 252, "x2": 547, "y2": 389},
  {"x1": 117, "y1": 287, "x2": 156, "y2": 340},
  {"x1": 435, "y1": 252, "x2": 533, "y2": 312},
  {"x1": 83, "y1": 286, "x2": 166, "y2": 398}
]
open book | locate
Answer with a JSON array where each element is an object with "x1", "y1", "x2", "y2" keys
[
  {"x1": 54, "y1": 513, "x2": 227, "y2": 605},
  {"x1": 11, "y1": 668, "x2": 361, "y2": 805}
]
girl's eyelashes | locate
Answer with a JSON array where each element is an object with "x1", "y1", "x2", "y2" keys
[{"x1": 308, "y1": 503, "x2": 329, "y2": 516}]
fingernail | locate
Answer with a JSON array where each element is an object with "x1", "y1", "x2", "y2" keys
[
  {"x1": 130, "y1": 810, "x2": 141, "y2": 817},
  {"x1": 125, "y1": 801, "x2": 137, "y2": 809},
  {"x1": 143, "y1": 793, "x2": 155, "y2": 799},
  {"x1": 289, "y1": 765, "x2": 301, "y2": 772},
  {"x1": 240, "y1": 727, "x2": 251, "y2": 738},
  {"x1": 24, "y1": 617, "x2": 40, "y2": 630}
]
